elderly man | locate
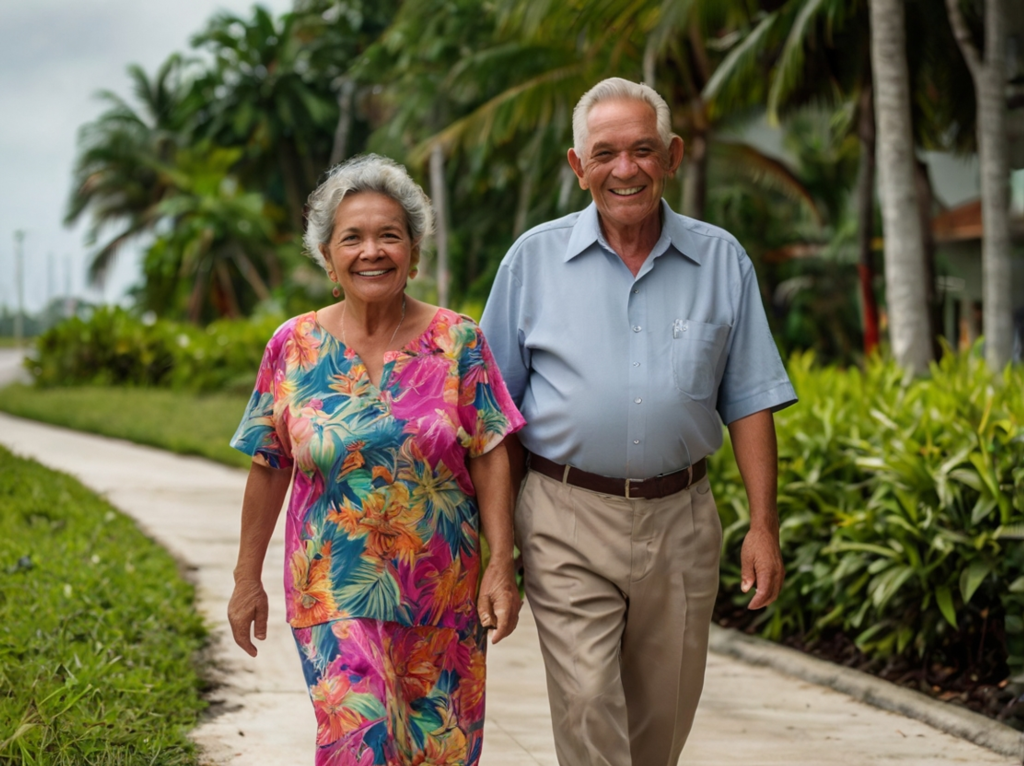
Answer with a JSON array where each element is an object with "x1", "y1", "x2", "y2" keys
[{"x1": 479, "y1": 77, "x2": 797, "y2": 766}]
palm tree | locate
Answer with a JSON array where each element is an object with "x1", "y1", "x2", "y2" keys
[
  {"x1": 139, "y1": 146, "x2": 284, "y2": 322},
  {"x1": 406, "y1": 1, "x2": 819, "y2": 238},
  {"x1": 869, "y1": 0, "x2": 932, "y2": 373},
  {"x1": 190, "y1": 6, "x2": 339, "y2": 230},
  {"x1": 65, "y1": 54, "x2": 197, "y2": 286},
  {"x1": 705, "y1": 0, "x2": 885, "y2": 355},
  {"x1": 291, "y1": 0, "x2": 400, "y2": 166},
  {"x1": 945, "y1": 0, "x2": 1013, "y2": 371}
]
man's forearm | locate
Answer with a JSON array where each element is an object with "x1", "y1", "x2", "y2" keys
[{"x1": 726, "y1": 409, "x2": 780, "y2": 535}]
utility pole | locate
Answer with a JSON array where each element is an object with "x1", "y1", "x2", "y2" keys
[
  {"x1": 65, "y1": 255, "x2": 74, "y2": 318},
  {"x1": 14, "y1": 230, "x2": 25, "y2": 348},
  {"x1": 47, "y1": 251, "x2": 55, "y2": 307}
]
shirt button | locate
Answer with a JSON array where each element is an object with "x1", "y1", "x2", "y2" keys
[
  {"x1": 634, "y1": 397, "x2": 642, "y2": 404},
  {"x1": 633, "y1": 289, "x2": 639, "y2": 294},
  {"x1": 632, "y1": 362, "x2": 640, "y2": 367},
  {"x1": 632, "y1": 325, "x2": 642, "y2": 332},
  {"x1": 633, "y1": 439, "x2": 640, "y2": 445}
]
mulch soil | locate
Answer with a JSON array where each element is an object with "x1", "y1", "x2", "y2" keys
[{"x1": 713, "y1": 598, "x2": 1024, "y2": 732}]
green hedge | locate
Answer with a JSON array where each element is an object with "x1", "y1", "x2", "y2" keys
[
  {"x1": 27, "y1": 307, "x2": 281, "y2": 393},
  {"x1": 712, "y1": 350, "x2": 1024, "y2": 681}
]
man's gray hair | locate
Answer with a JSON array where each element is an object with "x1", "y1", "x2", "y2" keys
[
  {"x1": 303, "y1": 154, "x2": 434, "y2": 270},
  {"x1": 572, "y1": 77, "x2": 674, "y2": 157}
]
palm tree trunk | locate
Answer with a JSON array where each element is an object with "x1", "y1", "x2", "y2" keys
[
  {"x1": 946, "y1": 0, "x2": 1013, "y2": 371},
  {"x1": 513, "y1": 169, "x2": 534, "y2": 239},
  {"x1": 429, "y1": 145, "x2": 450, "y2": 308},
  {"x1": 869, "y1": 0, "x2": 933, "y2": 373},
  {"x1": 856, "y1": 80, "x2": 881, "y2": 356},
  {"x1": 914, "y1": 158, "x2": 943, "y2": 358},
  {"x1": 682, "y1": 127, "x2": 707, "y2": 220},
  {"x1": 329, "y1": 78, "x2": 356, "y2": 167},
  {"x1": 557, "y1": 165, "x2": 576, "y2": 213}
]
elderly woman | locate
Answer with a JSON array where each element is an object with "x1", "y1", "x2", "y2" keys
[{"x1": 227, "y1": 154, "x2": 524, "y2": 766}]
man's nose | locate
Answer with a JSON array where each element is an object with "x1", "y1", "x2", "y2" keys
[{"x1": 612, "y1": 152, "x2": 638, "y2": 177}]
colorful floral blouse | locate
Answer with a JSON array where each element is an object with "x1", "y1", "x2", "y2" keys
[{"x1": 231, "y1": 308, "x2": 524, "y2": 632}]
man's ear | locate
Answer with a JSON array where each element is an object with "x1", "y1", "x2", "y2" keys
[
  {"x1": 667, "y1": 136, "x2": 685, "y2": 175},
  {"x1": 567, "y1": 149, "x2": 588, "y2": 190}
]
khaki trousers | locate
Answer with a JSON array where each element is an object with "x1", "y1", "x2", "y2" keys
[{"x1": 516, "y1": 470, "x2": 722, "y2": 766}]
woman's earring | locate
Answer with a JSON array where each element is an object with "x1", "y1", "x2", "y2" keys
[{"x1": 332, "y1": 286, "x2": 341, "y2": 298}]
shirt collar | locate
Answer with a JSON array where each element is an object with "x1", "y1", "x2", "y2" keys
[{"x1": 564, "y1": 200, "x2": 704, "y2": 265}]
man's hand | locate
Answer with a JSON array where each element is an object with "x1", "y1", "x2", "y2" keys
[
  {"x1": 477, "y1": 561, "x2": 521, "y2": 644},
  {"x1": 740, "y1": 527, "x2": 785, "y2": 610},
  {"x1": 727, "y1": 409, "x2": 785, "y2": 610},
  {"x1": 228, "y1": 578, "x2": 269, "y2": 657}
]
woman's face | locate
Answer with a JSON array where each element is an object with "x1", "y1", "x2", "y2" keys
[{"x1": 320, "y1": 191, "x2": 417, "y2": 306}]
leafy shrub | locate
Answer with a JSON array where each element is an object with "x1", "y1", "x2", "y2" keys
[
  {"x1": 27, "y1": 307, "x2": 282, "y2": 393},
  {"x1": 712, "y1": 350, "x2": 1024, "y2": 685}
]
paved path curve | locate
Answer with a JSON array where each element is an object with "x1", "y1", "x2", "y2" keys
[
  {"x1": 0, "y1": 411, "x2": 1016, "y2": 765},
  {"x1": 0, "y1": 347, "x2": 29, "y2": 385}
]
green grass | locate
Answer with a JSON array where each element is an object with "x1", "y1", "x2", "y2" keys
[
  {"x1": 0, "y1": 385, "x2": 251, "y2": 469},
  {"x1": 0, "y1": 446, "x2": 208, "y2": 764}
]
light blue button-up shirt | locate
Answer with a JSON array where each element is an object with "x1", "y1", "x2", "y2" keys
[{"x1": 480, "y1": 200, "x2": 797, "y2": 479}]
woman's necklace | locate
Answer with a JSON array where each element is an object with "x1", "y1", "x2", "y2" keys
[{"x1": 340, "y1": 297, "x2": 406, "y2": 350}]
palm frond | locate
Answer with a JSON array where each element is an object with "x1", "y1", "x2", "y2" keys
[
  {"x1": 410, "y1": 61, "x2": 589, "y2": 164},
  {"x1": 767, "y1": 0, "x2": 828, "y2": 124},
  {"x1": 703, "y1": 11, "x2": 779, "y2": 113},
  {"x1": 714, "y1": 139, "x2": 824, "y2": 226}
]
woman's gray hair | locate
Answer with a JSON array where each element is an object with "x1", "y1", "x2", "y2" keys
[
  {"x1": 572, "y1": 78, "x2": 674, "y2": 157},
  {"x1": 303, "y1": 154, "x2": 434, "y2": 271}
]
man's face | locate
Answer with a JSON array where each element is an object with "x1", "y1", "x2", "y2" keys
[{"x1": 568, "y1": 98, "x2": 683, "y2": 234}]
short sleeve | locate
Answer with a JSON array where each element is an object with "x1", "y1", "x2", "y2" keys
[
  {"x1": 455, "y1": 320, "x2": 526, "y2": 458},
  {"x1": 479, "y1": 260, "x2": 530, "y2": 407},
  {"x1": 716, "y1": 255, "x2": 797, "y2": 424},
  {"x1": 230, "y1": 330, "x2": 294, "y2": 469}
]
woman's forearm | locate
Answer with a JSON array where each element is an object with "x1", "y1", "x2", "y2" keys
[
  {"x1": 233, "y1": 459, "x2": 292, "y2": 582},
  {"x1": 469, "y1": 439, "x2": 515, "y2": 563}
]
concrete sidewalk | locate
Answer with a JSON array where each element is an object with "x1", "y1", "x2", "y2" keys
[{"x1": 1, "y1": 411, "x2": 1017, "y2": 765}]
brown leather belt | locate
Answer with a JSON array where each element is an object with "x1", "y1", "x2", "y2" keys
[{"x1": 528, "y1": 454, "x2": 707, "y2": 500}]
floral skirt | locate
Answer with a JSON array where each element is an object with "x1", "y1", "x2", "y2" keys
[{"x1": 293, "y1": 618, "x2": 488, "y2": 766}]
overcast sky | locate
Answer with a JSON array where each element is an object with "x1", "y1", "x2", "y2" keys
[{"x1": 0, "y1": 0, "x2": 292, "y2": 313}]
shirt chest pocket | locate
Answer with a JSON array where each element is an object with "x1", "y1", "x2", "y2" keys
[{"x1": 670, "y1": 319, "x2": 731, "y2": 399}]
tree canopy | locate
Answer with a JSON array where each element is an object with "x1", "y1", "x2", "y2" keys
[{"x1": 65, "y1": 0, "x2": 1022, "y2": 367}]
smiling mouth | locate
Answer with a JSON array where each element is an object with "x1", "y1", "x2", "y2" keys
[
  {"x1": 609, "y1": 186, "x2": 644, "y2": 196},
  {"x1": 355, "y1": 269, "x2": 392, "y2": 277}
]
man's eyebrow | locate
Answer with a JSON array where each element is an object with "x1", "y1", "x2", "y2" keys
[{"x1": 590, "y1": 138, "x2": 658, "y2": 153}]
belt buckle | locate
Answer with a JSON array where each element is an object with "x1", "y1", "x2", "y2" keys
[{"x1": 625, "y1": 478, "x2": 642, "y2": 499}]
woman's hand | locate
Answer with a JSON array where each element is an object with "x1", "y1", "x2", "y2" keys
[
  {"x1": 228, "y1": 578, "x2": 269, "y2": 657},
  {"x1": 468, "y1": 438, "x2": 520, "y2": 644},
  {"x1": 228, "y1": 458, "x2": 291, "y2": 657},
  {"x1": 477, "y1": 559, "x2": 521, "y2": 644}
]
